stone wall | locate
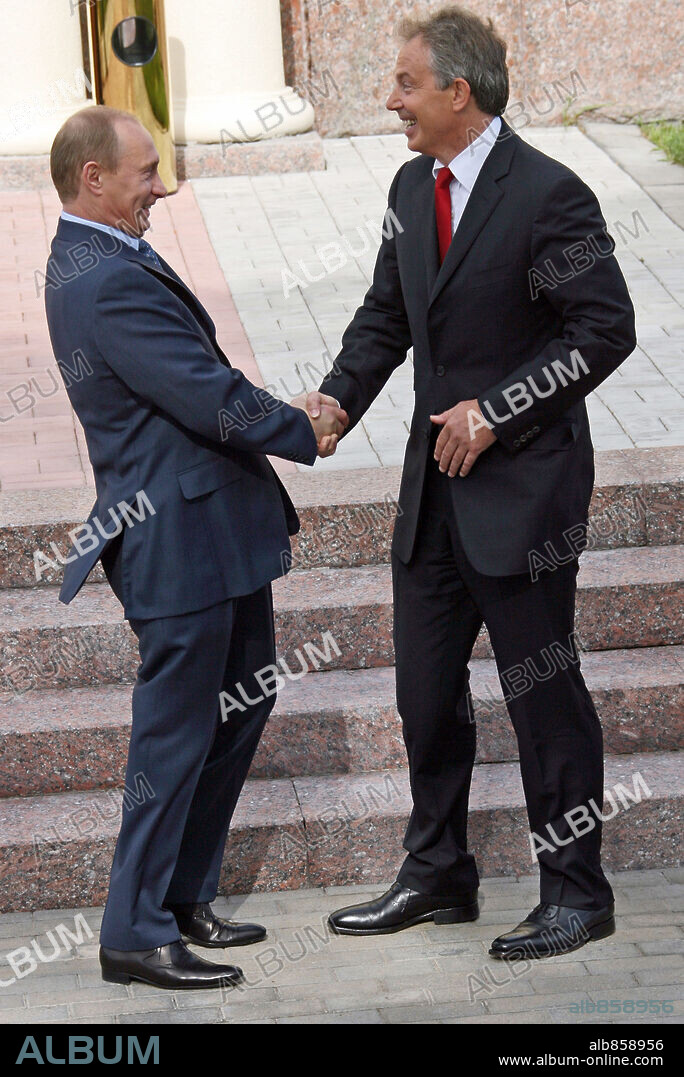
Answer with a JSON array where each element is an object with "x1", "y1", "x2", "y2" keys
[{"x1": 280, "y1": 0, "x2": 683, "y2": 138}]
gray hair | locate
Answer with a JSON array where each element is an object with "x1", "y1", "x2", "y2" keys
[{"x1": 397, "y1": 5, "x2": 509, "y2": 116}]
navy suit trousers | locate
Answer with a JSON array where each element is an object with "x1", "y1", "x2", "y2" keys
[{"x1": 99, "y1": 545, "x2": 275, "y2": 950}]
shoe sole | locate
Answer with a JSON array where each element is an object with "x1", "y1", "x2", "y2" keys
[
  {"x1": 101, "y1": 968, "x2": 244, "y2": 989},
  {"x1": 488, "y1": 914, "x2": 616, "y2": 960},
  {"x1": 179, "y1": 932, "x2": 267, "y2": 948},
  {"x1": 329, "y1": 899, "x2": 480, "y2": 936}
]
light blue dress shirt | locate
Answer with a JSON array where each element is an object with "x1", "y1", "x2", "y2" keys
[{"x1": 59, "y1": 211, "x2": 141, "y2": 251}]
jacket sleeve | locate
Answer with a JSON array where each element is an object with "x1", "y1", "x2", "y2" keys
[
  {"x1": 93, "y1": 265, "x2": 318, "y2": 465},
  {"x1": 477, "y1": 170, "x2": 637, "y2": 453},
  {"x1": 318, "y1": 163, "x2": 413, "y2": 431}
]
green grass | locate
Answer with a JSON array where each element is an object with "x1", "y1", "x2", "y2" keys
[
  {"x1": 639, "y1": 121, "x2": 684, "y2": 166},
  {"x1": 560, "y1": 102, "x2": 605, "y2": 127}
]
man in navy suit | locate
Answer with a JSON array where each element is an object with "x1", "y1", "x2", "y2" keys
[
  {"x1": 45, "y1": 105, "x2": 347, "y2": 990},
  {"x1": 309, "y1": 6, "x2": 636, "y2": 957}
]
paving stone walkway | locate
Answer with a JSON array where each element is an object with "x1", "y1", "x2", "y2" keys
[
  {"x1": 0, "y1": 869, "x2": 682, "y2": 1025},
  {"x1": 586, "y1": 122, "x2": 684, "y2": 231}
]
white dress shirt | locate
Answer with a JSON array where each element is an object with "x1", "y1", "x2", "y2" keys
[
  {"x1": 432, "y1": 115, "x2": 502, "y2": 235},
  {"x1": 59, "y1": 211, "x2": 141, "y2": 250}
]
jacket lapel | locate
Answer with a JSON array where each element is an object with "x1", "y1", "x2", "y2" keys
[
  {"x1": 428, "y1": 120, "x2": 517, "y2": 307},
  {"x1": 118, "y1": 246, "x2": 215, "y2": 330},
  {"x1": 417, "y1": 166, "x2": 441, "y2": 298},
  {"x1": 52, "y1": 219, "x2": 222, "y2": 360},
  {"x1": 116, "y1": 244, "x2": 227, "y2": 365}
]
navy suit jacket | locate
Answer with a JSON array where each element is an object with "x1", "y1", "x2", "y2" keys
[
  {"x1": 44, "y1": 217, "x2": 318, "y2": 619},
  {"x1": 320, "y1": 120, "x2": 637, "y2": 575}
]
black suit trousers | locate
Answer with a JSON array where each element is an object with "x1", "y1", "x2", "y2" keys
[{"x1": 393, "y1": 453, "x2": 614, "y2": 911}]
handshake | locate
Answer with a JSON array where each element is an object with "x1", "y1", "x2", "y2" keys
[{"x1": 290, "y1": 391, "x2": 349, "y2": 459}]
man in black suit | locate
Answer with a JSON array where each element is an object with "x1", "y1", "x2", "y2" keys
[
  {"x1": 45, "y1": 106, "x2": 347, "y2": 989},
  {"x1": 308, "y1": 6, "x2": 636, "y2": 957}
]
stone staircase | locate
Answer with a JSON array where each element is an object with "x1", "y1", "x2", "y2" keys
[{"x1": 0, "y1": 449, "x2": 682, "y2": 912}]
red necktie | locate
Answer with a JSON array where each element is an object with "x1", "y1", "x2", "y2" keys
[{"x1": 435, "y1": 167, "x2": 454, "y2": 263}]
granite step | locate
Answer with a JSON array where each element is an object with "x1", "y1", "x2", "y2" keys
[
  {"x1": 1, "y1": 647, "x2": 682, "y2": 796},
  {"x1": 0, "y1": 750, "x2": 679, "y2": 912},
  {"x1": 1, "y1": 448, "x2": 681, "y2": 587},
  {"x1": 1, "y1": 546, "x2": 682, "y2": 696}
]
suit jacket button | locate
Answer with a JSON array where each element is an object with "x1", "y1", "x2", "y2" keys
[
  {"x1": 520, "y1": 434, "x2": 527, "y2": 443},
  {"x1": 533, "y1": 425, "x2": 540, "y2": 433},
  {"x1": 436, "y1": 365, "x2": 445, "y2": 376},
  {"x1": 514, "y1": 439, "x2": 520, "y2": 448}
]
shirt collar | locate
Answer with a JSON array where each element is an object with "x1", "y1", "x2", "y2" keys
[
  {"x1": 59, "y1": 211, "x2": 141, "y2": 250},
  {"x1": 431, "y1": 115, "x2": 503, "y2": 190}
]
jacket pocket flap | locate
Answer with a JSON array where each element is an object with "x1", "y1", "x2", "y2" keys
[{"x1": 177, "y1": 457, "x2": 244, "y2": 500}]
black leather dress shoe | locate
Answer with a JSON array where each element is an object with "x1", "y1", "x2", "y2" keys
[
  {"x1": 165, "y1": 902, "x2": 266, "y2": 948},
  {"x1": 489, "y1": 902, "x2": 616, "y2": 959},
  {"x1": 328, "y1": 881, "x2": 480, "y2": 936},
  {"x1": 99, "y1": 940, "x2": 243, "y2": 989}
]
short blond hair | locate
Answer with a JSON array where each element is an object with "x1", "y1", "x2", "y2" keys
[{"x1": 50, "y1": 105, "x2": 140, "y2": 203}]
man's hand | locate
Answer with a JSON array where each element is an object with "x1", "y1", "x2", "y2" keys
[
  {"x1": 430, "y1": 399, "x2": 497, "y2": 477},
  {"x1": 290, "y1": 392, "x2": 349, "y2": 459}
]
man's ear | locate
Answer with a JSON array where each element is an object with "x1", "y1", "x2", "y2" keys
[
  {"x1": 451, "y1": 77, "x2": 471, "y2": 114},
  {"x1": 81, "y1": 160, "x2": 102, "y2": 197}
]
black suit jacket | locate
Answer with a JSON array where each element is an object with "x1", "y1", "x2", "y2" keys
[
  {"x1": 45, "y1": 218, "x2": 318, "y2": 619},
  {"x1": 320, "y1": 120, "x2": 636, "y2": 575}
]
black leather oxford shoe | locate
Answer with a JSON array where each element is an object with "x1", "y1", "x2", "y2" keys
[
  {"x1": 328, "y1": 881, "x2": 480, "y2": 936},
  {"x1": 99, "y1": 940, "x2": 243, "y2": 989},
  {"x1": 489, "y1": 902, "x2": 616, "y2": 959},
  {"x1": 166, "y1": 902, "x2": 267, "y2": 948}
]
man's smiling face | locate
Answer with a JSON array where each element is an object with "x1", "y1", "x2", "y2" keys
[
  {"x1": 385, "y1": 34, "x2": 461, "y2": 161},
  {"x1": 98, "y1": 119, "x2": 167, "y2": 237}
]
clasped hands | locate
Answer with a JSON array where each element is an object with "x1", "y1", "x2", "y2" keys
[{"x1": 290, "y1": 391, "x2": 349, "y2": 458}]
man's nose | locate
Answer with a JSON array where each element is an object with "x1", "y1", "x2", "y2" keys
[
  {"x1": 386, "y1": 88, "x2": 401, "y2": 112},
  {"x1": 153, "y1": 175, "x2": 168, "y2": 199}
]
